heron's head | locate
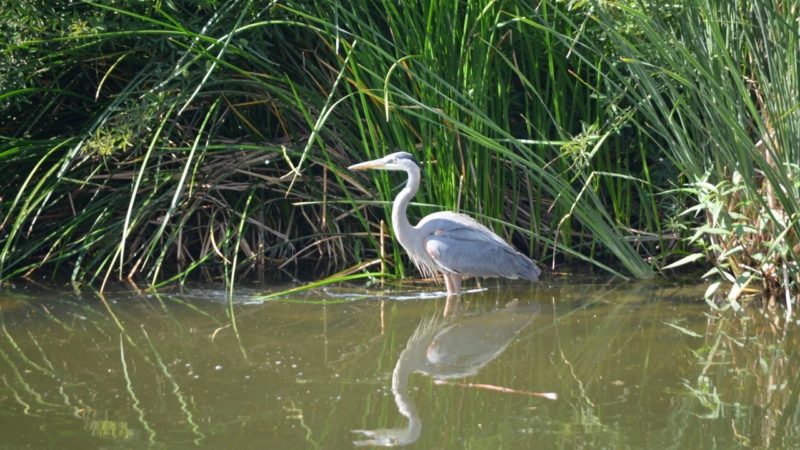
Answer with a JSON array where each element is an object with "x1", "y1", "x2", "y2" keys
[{"x1": 348, "y1": 151, "x2": 419, "y2": 172}]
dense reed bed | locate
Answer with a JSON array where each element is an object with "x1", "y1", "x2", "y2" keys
[
  {"x1": 1, "y1": 1, "x2": 797, "y2": 305},
  {"x1": 587, "y1": 0, "x2": 800, "y2": 307}
]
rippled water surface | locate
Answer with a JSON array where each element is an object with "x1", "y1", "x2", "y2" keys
[{"x1": 1, "y1": 278, "x2": 799, "y2": 448}]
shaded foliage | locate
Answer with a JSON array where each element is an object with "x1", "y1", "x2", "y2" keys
[
  {"x1": 4, "y1": 0, "x2": 796, "y2": 302},
  {"x1": 1, "y1": 0, "x2": 666, "y2": 288}
]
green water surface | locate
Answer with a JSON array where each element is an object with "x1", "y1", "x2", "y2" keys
[{"x1": 0, "y1": 278, "x2": 797, "y2": 449}]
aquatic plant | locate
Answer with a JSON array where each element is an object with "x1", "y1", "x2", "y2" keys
[
  {"x1": 4, "y1": 0, "x2": 798, "y2": 306},
  {"x1": 1, "y1": 1, "x2": 373, "y2": 287},
  {"x1": 589, "y1": 0, "x2": 800, "y2": 307},
  {"x1": 0, "y1": 0, "x2": 657, "y2": 289}
]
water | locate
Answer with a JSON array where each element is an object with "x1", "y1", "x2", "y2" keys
[{"x1": 1, "y1": 278, "x2": 799, "y2": 449}]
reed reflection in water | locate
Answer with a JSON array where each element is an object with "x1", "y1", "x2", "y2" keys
[{"x1": 2, "y1": 281, "x2": 800, "y2": 448}]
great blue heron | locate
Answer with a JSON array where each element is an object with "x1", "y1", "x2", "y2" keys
[{"x1": 348, "y1": 151, "x2": 541, "y2": 295}]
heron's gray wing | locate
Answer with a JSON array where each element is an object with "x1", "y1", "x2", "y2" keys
[
  {"x1": 418, "y1": 212, "x2": 508, "y2": 245},
  {"x1": 423, "y1": 226, "x2": 540, "y2": 280}
]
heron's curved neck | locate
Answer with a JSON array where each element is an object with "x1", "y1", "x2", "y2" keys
[{"x1": 392, "y1": 165, "x2": 420, "y2": 243}]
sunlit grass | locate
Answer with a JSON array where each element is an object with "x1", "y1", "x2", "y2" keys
[
  {"x1": 8, "y1": 0, "x2": 795, "y2": 300},
  {"x1": 0, "y1": 0, "x2": 665, "y2": 291},
  {"x1": 587, "y1": 0, "x2": 800, "y2": 305}
]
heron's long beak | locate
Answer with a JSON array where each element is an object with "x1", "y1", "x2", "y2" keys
[{"x1": 348, "y1": 159, "x2": 387, "y2": 171}]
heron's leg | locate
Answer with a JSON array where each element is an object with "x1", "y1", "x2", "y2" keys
[
  {"x1": 450, "y1": 275, "x2": 461, "y2": 295},
  {"x1": 443, "y1": 273, "x2": 454, "y2": 295}
]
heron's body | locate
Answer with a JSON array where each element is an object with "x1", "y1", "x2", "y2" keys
[{"x1": 349, "y1": 152, "x2": 540, "y2": 295}]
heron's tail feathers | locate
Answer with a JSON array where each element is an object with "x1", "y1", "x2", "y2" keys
[{"x1": 515, "y1": 254, "x2": 541, "y2": 282}]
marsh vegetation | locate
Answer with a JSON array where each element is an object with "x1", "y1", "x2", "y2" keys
[{"x1": 1, "y1": 0, "x2": 799, "y2": 309}]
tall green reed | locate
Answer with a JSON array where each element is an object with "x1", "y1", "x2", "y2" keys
[
  {"x1": 2, "y1": 1, "x2": 366, "y2": 287},
  {"x1": 588, "y1": 0, "x2": 800, "y2": 305},
  {"x1": 1, "y1": 0, "x2": 664, "y2": 289},
  {"x1": 320, "y1": 0, "x2": 654, "y2": 279}
]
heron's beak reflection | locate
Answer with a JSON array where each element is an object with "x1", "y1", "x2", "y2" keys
[{"x1": 348, "y1": 159, "x2": 387, "y2": 171}]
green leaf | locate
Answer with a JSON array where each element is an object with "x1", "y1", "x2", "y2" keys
[{"x1": 662, "y1": 253, "x2": 705, "y2": 270}]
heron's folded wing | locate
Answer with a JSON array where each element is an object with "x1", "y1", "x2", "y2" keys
[{"x1": 424, "y1": 228, "x2": 539, "y2": 280}]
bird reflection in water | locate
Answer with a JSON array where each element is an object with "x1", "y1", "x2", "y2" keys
[{"x1": 353, "y1": 296, "x2": 540, "y2": 447}]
